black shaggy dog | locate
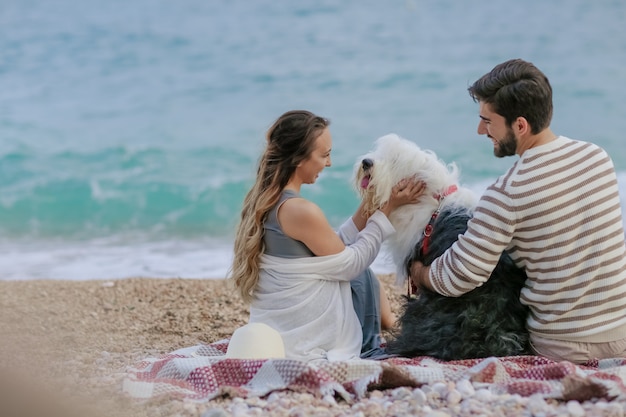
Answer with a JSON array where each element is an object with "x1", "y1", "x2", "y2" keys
[
  {"x1": 386, "y1": 206, "x2": 530, "y2": 360},
  {"x1": 354, "y1": 134, "x2": 530, "y2": 360}
]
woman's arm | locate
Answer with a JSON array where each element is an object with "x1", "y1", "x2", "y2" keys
[
  {"x1": 280, "y1": 199, "x2": 346, "y2": 256},
  {"x1": 281, "y1": 178, "x2": 425, "y2": 256}
]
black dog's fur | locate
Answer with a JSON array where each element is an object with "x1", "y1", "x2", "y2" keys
[{"x1": 386, "y1": 206, "x2": 530, "y2": 360}]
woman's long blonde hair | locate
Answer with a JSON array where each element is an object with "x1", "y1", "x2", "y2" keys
[{"x1": 230, "y1": 110, "x2": 330, "y2": 303}]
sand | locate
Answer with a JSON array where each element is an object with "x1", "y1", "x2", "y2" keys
[
  {"x1": 0, "y1": 274, "x2": 403, "y2": 417},
  {"x1": 2, "y1": 275, "x2": 624, "y2": 417}
]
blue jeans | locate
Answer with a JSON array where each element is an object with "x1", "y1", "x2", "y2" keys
[{"x1": 350, "y1": 268, "x2": 387, "y2": 359}]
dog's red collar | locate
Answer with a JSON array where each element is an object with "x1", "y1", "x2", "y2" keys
[
  {"x1": 433, "y1": 184, "x2": 458, "y2": 201},
  {"x1": 409, "y1": 184, "x2": 458, "y2": 296},
  {"x1": 423, "y1": 184, "x2": 458, "y2": 254}
]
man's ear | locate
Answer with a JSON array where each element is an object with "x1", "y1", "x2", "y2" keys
[{"x1": 512, "y1": 116, "x2": 531, "y2": 136}]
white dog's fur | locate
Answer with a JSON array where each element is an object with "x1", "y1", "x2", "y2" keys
[{"x1": 354, "y1": 134, "x2": 478, "y2": 284}]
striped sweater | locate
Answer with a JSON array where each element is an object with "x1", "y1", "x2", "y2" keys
[{"x1": 429, "y1": 136, "x2": 626, "y2": 341}]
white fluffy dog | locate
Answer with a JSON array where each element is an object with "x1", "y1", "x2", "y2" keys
[{"x1": 354, "y1": 133, "x2": 477, "y2": 285}]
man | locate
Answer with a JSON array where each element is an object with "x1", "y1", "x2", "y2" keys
[{"x1": 410, "y1": 59, "x2": 626, "y2": 364}]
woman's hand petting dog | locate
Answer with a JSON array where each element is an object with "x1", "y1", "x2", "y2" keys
[{"x1": 380, "y1": 177, "x2": 425, "y2": 217}]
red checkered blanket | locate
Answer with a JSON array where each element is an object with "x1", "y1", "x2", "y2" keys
[{"x1": 122, "y1": 340, "x2": 626, "y2": 403}]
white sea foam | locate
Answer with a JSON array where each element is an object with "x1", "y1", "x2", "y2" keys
[{"x1": 0, "y1": 237, "x2": 233, "y2": 281}]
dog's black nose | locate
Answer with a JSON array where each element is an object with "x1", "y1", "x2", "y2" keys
[{"x1": 362, "y1": 158, "x2": 373, "y2": 170}]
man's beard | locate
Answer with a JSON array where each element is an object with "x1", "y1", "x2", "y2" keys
[{"x1": 494, "y1": 129, "x2": 517, "y2": 158}]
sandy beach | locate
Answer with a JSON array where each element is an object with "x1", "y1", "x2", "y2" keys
[
  {"x1": 0, "y1": 276, "x2": 250, "y2": 416},
  {"x1": 2, "y1": 275, "x2": 625, "y2": 417},
  {"x1": 0, "y1": 274, "x2": 402, "y2": 417}
]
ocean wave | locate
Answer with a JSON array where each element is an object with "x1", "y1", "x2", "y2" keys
[
  {"x1": 0, "y1": 146, "x2": 254, "y2": 237},
  {"x1": 2, "y1": 142, "x2": 625, "y2": 240}
]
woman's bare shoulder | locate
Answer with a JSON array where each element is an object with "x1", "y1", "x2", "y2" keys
[{"x1": 279, "y1": 198, "x2": 327, "y2": 230}]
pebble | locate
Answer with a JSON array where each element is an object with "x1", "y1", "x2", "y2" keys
[
  {"x1": 412, "y1": 388, "x2": 428, "y2": 405},
  {"x1": 431, "y1": 382, "x2": 448, "y2": 397},
  {"x1": 425, "y1": 411, "x2": 451, "y2": 417},
  {"x1": 201, "y1": 409, "x2": 229, "y2": 417},
  {"x1": 446, "y1": 389, "x2": 462, "y2": 405},
  {"x1": 474, "y1": 388, "x2": 493, "y2": 402},
  {"x1": 391, "y1": 386, "x2": 413, "y2": 400},
  {"x1": 566, "y1": 400, "x2": 586, "y2": 417},
  {"x1": 455, "y1": 379, "x2": 475, "y2": 397},
  {"x1": 527, "y1": 393, "x2": 549, "y2": 415}
]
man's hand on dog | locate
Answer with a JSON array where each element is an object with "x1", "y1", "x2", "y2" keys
[{"x1": 409, "y1": 261, "x2": 434, "y2": 292}]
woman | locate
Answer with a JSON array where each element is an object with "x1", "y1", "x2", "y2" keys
[{"x1": 230, "y1": 110, "x2": 424, "y2": 361}]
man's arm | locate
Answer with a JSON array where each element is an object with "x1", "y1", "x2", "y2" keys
[{"x1": 411, "y1": 182, "x2": 518, "y2": 297}]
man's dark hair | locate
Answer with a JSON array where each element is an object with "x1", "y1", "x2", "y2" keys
[{"x1": 468, "y1": 59, "x2": 553, "y2": 134}]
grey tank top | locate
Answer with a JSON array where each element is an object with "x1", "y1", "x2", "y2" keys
[{"x1": 263, "y1": 190, "x2": 315, "y2": 258}]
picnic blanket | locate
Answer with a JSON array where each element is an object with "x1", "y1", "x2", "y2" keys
[{"x1": 123, "y1": 340, "x2": 626, "y2": 403}]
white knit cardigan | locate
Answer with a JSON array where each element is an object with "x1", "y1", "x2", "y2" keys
[{"x1": 250, "y1": 210, "x2": 395, "y2": 361}]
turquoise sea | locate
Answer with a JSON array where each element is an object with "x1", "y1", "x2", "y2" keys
[{"x1": 1, "y1": 0, "x2": 625, "y2": 280}]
